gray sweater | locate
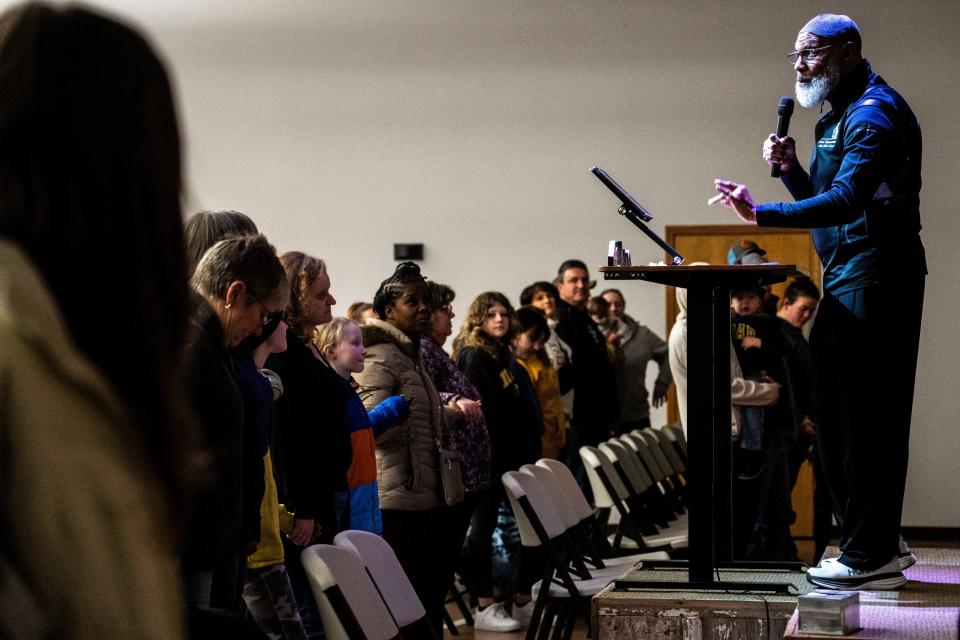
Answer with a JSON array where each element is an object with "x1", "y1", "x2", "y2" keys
[{"x1": 612, "y1": 315, "x2": 672, "y2": 423}]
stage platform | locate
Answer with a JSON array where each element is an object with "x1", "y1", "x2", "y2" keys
[
  {"x1": 592, "y1": 547, "x2": 960, "y2": 639},
  {"x1": 592, "y1": 563, "x2": 812, "y2": 638},
  {"x1": 784, "y1": 546, "x2": 960, "y2": 640}
]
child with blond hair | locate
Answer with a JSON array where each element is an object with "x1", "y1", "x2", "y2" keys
[{"x1": 312, "y1": 318, "x2": 409, "y2": 533}]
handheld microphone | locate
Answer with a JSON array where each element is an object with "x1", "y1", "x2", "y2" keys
[{"x1": 771, "y1": 96, "x2": 794, "y2": 178}]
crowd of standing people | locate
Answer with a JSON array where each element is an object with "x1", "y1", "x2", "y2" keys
[
  {"x1": 0, "y1": 5, "x2": 673, "y2": 633},
  {"x1": 1, "y1": 3, "x2": 926, "y2": 639}
]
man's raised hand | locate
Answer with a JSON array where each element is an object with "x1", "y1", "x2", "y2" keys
[{"x1": 708, "y1": 179, "x2": 758, "y2": 224}]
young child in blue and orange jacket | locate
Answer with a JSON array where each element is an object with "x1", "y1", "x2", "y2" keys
[{"x1": 313, "y1": 318, "x2": 408, "y2": 534}]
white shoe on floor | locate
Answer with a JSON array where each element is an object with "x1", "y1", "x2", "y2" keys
[
  {"x1": 474, "y1": 602, "x2": 523, "y2": 632},
  {"x1": 511, "y1": 600, "x2": 534, "y2": 627},
  {"x1": 898, "y1": 535, "x2": 917, "y2": 570},
  {"x1": 807, "y1": 556, "x2": 907, "y2": 591}
]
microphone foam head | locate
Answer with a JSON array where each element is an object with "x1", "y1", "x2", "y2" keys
[{"x1": 778, "y1": 96, "x2": 795, "y2": 116}]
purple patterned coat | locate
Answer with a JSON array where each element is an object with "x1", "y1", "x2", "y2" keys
[{"x1": 420, "y1": 336, "x2": 492, "y2": 493}]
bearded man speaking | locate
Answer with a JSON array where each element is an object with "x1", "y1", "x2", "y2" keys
[{"x1": 709, "y1": 14, "x2": 926, "y2": 591}]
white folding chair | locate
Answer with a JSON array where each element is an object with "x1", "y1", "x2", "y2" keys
[
  {"x1": 503, "y1": 470, "x2": 611, "y2": 640},
  {"x1": 664, "y1": 422, "x2": 688, "y2": 458},
  {"x1": 602, "y1": 439, "x2": 679, "y2": 528},
  {"x1": 332, "y1": 530, "x2": 438, "y2": 639},
  {"x1": 522, "y1": 463, "x2": 668, "y2": 573},
  {"x1": 644, "y1": 426, "x2": 686, "y2": 475},
  {"x1": 622, "y1": 433, "x2": 667, "y2": 484},
  {"x1": 621, "y1": 433, "x2": 687, "y2": 517},
  {"x1": 600, "y1": 440, "x2": 651, "y2": 493},
  {"x1": 301, "y1": 544, "x2": 400, "y2": 640},
  {"x1": 580, "y1": 446, "x2": 687, "y2": 552},
  {"x1": 535, "y1": 457, "x2": 627, "y2": 561},
  {"x1": 639, "y1": 427, "x2": 689, "y2": 507},
  {"x1": 634, "y1": 429, "x2": 676, "y2": 480}
]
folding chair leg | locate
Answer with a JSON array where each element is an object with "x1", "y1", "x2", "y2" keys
[
  {"x1": 550, "y1": 602, "x2": 570, "y2": 640},
  {"x1": 560, "y1": 601, "x2": 578, "y2": 640},
  {"x1": 574, "y1": 593, "x2": 592, "y2": 636},
  {"x1": 526, "y1": 587, "x2": 550, "y2": 640},
  {"x1": 536, "y1": 600, "x2": 560, "y2": 640},
  {"x1": 441, "y1": 605, "x2": 459, "y2": 635},
  {"x1": 446, "y1": 582, "x2": 473, "y2": 625},
  {"x1": 553, "y1": 568, "x2": 592, "y2": 636}
]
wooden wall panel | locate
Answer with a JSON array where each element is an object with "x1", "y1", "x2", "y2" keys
[{"x1": 661, "y1": 225, "x2": 821, "y2": 545}]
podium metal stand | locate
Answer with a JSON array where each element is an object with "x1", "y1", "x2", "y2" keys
[{"x1": 600, "y1": 264, "x2": 798, "y2": 592}]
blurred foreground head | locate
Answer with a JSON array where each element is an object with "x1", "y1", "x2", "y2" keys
[{"x1": 0, "y1": 2, "x2": 190, "y2": 501}]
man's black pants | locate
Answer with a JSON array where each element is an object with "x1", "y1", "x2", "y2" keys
[{"x1": 810, "y1": 276, "x2": 924, "y2": 570}]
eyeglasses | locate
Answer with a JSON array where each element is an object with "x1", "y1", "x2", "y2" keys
[
  {"x1": 786, "y1": 44, "x2": 839, "y2": 63},
  {"x1": 253, "y1": 299, "x2": 279, "y2": 326}
]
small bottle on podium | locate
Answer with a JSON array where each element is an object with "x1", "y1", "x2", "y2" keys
[{"x1": 608, "y1": 240, "x2": 624, "y2": 266}]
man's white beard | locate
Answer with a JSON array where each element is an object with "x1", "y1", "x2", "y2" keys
[{"x1": 795, "y1": 59, "x2": 840, "y2": 108}]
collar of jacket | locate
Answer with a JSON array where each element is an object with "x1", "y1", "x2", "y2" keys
[
  {"x1": 616, "y1": 315, "x2": 639, "y2": 343},
  {"x1": 827, "y1": 58, "x2": 873, "y2": 112},
  {"x1": 556, "y1": 297, "x2": 588, "y2": 319},
  {"x1": 361, "y1": 318, "x2": 418, "y2": 358},
  {"x1": 190, "y1": 290, "x2": 230, "y2": 350},
  {"x1": 460, "y1": 329, "x2": 510, "y2": 364}
]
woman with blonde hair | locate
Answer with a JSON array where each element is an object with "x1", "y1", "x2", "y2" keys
[{"x1": 265, "y1": 251, "x2": 351, "y2": 637}]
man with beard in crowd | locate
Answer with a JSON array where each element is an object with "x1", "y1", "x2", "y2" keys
[{"x1": 709, "y1": 14, "x2": 926, "y2": 590}]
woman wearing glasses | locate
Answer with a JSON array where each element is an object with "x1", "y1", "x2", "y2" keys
[{"x1": 184, "y1": 234, "x2": 287, "y2": 620}]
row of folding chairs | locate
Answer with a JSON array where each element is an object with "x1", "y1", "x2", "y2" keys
[
  {"x1": 580, "y1": 426, "x2": 690, "y2": 554},
  {"x1": 300, "y1": 530, "x2": 438, "y2": 640},
  {"x1": 298, "y1": 425, "x2": 690, "y2": 640},
  {"x1": 502, "y1": 458, "x2": 674, "y2": 640}
]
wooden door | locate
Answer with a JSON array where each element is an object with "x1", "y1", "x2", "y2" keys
[{"x1": 662, "y1": 224, "x2": 821, "y2": 557}]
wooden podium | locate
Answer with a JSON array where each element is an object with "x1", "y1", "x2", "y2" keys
[{"x1": 600, "y1": 264, "x2": 798, "y2": 591}]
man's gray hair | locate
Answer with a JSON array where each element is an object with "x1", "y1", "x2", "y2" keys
[{"x1": 191, "y1": 233, "x2": 288, "y2": 307}]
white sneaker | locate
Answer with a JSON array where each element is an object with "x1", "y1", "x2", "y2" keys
[
  {"x1": 474, "y1": 602, "x2": 523, "y2": 632},
  {"x1": 511, "y1": 600, "x2": 535, "y2": 627},
  {"x1": 898, "y1": 535, "x2": 917, "y2": 570},
  {"x1": 807, "y1": 556, "x2": 906, "y2": 590}
]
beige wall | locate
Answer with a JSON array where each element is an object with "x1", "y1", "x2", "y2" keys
[{"x1": 75, "y1": 1, "x2": 960, "y2": 527}]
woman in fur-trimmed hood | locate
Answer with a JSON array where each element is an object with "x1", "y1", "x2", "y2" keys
[
  {"x1": 355, "y1": 262, "x2": 464, "y2": 634},
  {"x1": 358, "y1": 316, "x2": 457, "y2": 511}
]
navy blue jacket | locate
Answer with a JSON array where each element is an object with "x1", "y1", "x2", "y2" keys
[{"x1": 756, "y1": 60, "x2": 926, "y2": 294}]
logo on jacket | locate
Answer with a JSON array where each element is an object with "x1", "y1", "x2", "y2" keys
[
  {"x1": 817, "y1": 124, "x2": 840, "y2": 149},
  {"x1": 500, "y1": 368, "x2": 516, "y2": 390}
]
